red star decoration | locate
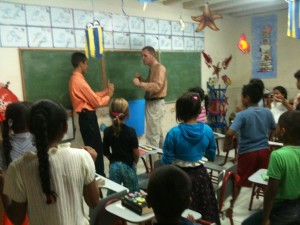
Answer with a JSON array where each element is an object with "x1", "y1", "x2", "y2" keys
[{"x1": 212, "y1": 62, "x2": 222, "y2": 78}]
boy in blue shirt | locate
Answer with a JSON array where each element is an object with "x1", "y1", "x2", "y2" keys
[{"x1": 224, "y1": 82, "x2": 276, "y2": 208}]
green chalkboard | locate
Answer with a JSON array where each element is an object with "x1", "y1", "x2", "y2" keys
[
  {"x1": 104, "y1": 51, "x2": 148, "y2": 100},
  {"x1": 20, "y1": 49, "x2": 103, "y2": 109},
  {"x1": 160, "y1": 52, "x2": 201, "y2": 102},
  {"x1": 20, "y1": 50, "x2": 201, "y2": 108}
]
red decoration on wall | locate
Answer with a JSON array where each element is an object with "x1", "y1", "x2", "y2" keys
[
  {"x1": 0, "y1": 82, "x2": 19, "y2": 122},
  {"x1": 201, "y1": 50, "x2": 213, "y2": 68},
  {"x1": 238, "y1": 33, "x2": 250, "y2": 54}
]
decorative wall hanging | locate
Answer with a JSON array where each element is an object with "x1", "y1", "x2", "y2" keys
[
  {"x1": 191, "y1": 3, "x2": 222, "y2": 32},
  {"x1": 238, "y1": 33, "x2": 250, "y2": 54},
  {"x1": 0, "y1": 82, "x2": 19, "y2": 122},
  {"x1": 252, "y1": 14, "x2": 277, "y2": 78},
  {"x1": 85, "y1": 20, "x2": 103, "y2": 59},
  {"x1": 222, "y1": 55, "x2": 232, "y2": 69},
  {"x1": 287, "y1": 0, "x2": 300, "y2": 39},
  {"x1": 201, "y1": 50, "x2": 213, "y2": 68}
]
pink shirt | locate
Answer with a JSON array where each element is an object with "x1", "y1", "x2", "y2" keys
[{"x1": 197, "y1": 106, "x2": 207, "y2": 123}]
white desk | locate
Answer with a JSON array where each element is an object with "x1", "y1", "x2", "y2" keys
[
  {"x1": 139, "y1": 145, "x2": 162, "y2": 173},
  {"x1": 105, "y1": 200, "x2": 201, "y2": 223},
  {"x1": 268, "y1": 141, "x2": 283, "y2": 151},
  {"x1": 248, "y1": 168, "x2": 268, "y2": 210},
  {"x1": 248, "y1": 168, "x2": 268, "y2": 186},
  {"x1": 95, "y1": 174, "x2": 128, "y2": 193},
  {"x1": 268, "y1": 141, "x2": 283, "y2": 147}
]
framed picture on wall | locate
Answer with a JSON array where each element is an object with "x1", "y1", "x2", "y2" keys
[{"x1": 62, "y1": 110, "x2": 75, "y2": 142}]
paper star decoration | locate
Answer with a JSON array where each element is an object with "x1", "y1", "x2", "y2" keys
[
  {"x1": 212, "y1": 62, "x2": 222, "y2": 78},
  {"x1": 191, "y1": 3, "x2": 223, "y2": 32}
]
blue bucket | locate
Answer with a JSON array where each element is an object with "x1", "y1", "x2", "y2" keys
[{"x1": 125, "y1": 99, "x2": 145, "y2": 136}]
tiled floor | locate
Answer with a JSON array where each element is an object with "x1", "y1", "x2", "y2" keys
[{"x1": 103, "y1": 144, "x2": 264, "y2": 225}]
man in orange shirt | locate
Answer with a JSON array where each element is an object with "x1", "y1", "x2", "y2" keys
[{"x1": 69, "y1": 52, "x2": 114, "y2": 176}]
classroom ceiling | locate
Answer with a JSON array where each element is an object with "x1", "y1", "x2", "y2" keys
[{"x1": 161, "y1": 0, "x2": 288, "y2": 17}]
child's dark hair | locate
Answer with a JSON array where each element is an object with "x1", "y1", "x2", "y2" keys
[
  {"x1": 147, "y1": 165, "x2": 192, "y2": 218},
  {"x1": 2, "y1": 102, "x2": 31, "y2": 167},
  {"x1": 71, "y1": 52, "x2": 87, "y2": 68},
  {"x1": 294, "y1": 70, "x2": 300, "y2": 79},
  {"x1": 249, "y1": 78, "x2": 264, "y2": 91},
  {"x1": 109, "y1": 98, "x2": 129, "y2": 137},
  {"x1": 273, "y1": 86, "x2": 288, "y2": 99},
  {"x1": 278, "y1": 110, "x2": 300, "y2": 143},
  {"x1": 29, "y1": 99, "x2": 67, "y2": 204},
  {"x1": 242, "y1": 83, "x2": 263, "y2": 104},
  {"x1": 176, "y1": 92, "x2": 201, "y2": 122},
  {"x1": 188, "y1": 86, "x2": 209, "y2": 113}
]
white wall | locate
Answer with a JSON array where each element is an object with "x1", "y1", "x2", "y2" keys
[
  {"x1": 1, "y1": 0, "x2": 300, "y2": 145},
  {"x1": 206, "y1": 10, "x2": 300, "y2": 115}
]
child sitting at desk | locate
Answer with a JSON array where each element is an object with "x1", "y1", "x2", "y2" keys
[
  {"x1": 103, "y1": 98, "x2": 139, "y2": 193},
  {"x1": 161, "y1": 92, "x2": 220, "y2": 225},
  {"x1": 224, "y1": 82, "x2": 276, "y2": 209},
  {"x1": 242, "y1": 110, "x2": 300, "y2": 225},
  {"x1": 147, "y1": 165, "x2": 202, "y2": 225},
  {"x1": 0, "y1": 99, "x2": 100, "y2": 225}
]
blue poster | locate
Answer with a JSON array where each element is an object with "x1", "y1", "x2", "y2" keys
[{"x1": 252, "y1": 14, "x2": 277, "y2": 78}]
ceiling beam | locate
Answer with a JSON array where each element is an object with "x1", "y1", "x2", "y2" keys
[
  {"x1": 183, "y1": 0, "x2": 230, "y2": 10},
  {"x1": 231, "y1": 4, "x2": 287, "y2": 17},
  {"x1": 217, "y1": 1, "x2": 287, "y2": 14},
  {"x1": 209, "y1": 0, "x2": 279, "y2": 11},
  {"x1": 162, "y1": 0, "x2": 182, "y2": 5}
]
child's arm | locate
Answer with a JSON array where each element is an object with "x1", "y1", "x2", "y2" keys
[
  {"x1": 262, "y1": 177, "x2": 279, "y2": 225},
  {"x1": 0, "y1": 169, "x2": 27, "y2": 225},
  {"x1": 223, "y1": 129, "x2": 236, "y2": 152},
  {"x1": 103, "y1": 129, "x2": 111, "y2": 160},
  {"x1": 132, "y1": 148, "x2": 139, "y2": 164},
  {"x1": 83, "y1": 180, "x2": 100, "y2": 208},
  {"x1": 274, "y1": 95, "x2": 293, "y2": 110},
  {"x1": 82, "y1": 146, "x2": 97, "y2": 161},
  {"x1": 204, "y1": 130, "x2": 217, "y2": 161}
]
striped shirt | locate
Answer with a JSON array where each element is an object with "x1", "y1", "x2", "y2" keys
[
  {"x1": 197, "y1": 106, "x2": 207, "y2": 123},
  {"x1": 0, "y1": 132, "x2": 36, "y2": 171}
]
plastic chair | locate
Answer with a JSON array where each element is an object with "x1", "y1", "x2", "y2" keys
[
  {"x1": 89, "y1": 190, "x2": 127, "y2": 225},
  {"x1": 197, "y1": 219, "x2": 216, "y2": 225},
  {"x1": 219, "y1": 135, "x2": 238, "y2": 166},
  {"x1": 216, "y1": 171, "x2": 239, "y2": 225},
  {"x1": 2, "y1": 213, "x2": 28, "y2": 225}
]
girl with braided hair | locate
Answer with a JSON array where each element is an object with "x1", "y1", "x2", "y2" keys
[
  {"x1": 103, "y1": 98, "x2": 140, "y2": 192},
  {"x1": 0, "y1": 102, "x2": 35, "y2": 171},
  {"x1": 0, "y1": 99, "x2": 100, "y2": 225}
]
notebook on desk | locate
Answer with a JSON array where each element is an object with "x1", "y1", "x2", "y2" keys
[{"x1": 261, "y1": 172, "x2": 269, "y2": 181}]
